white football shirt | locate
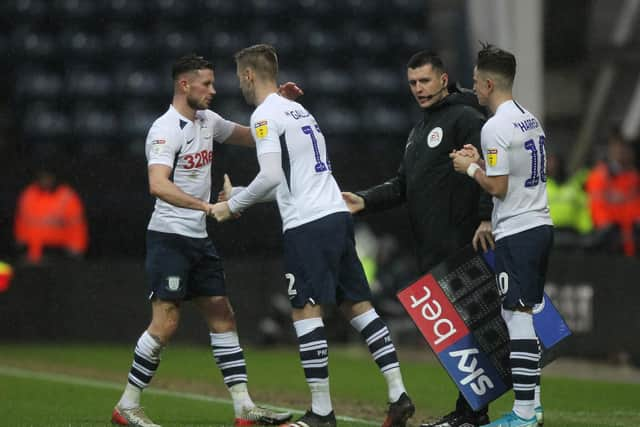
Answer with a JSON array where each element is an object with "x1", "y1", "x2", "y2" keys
[
  {"x1": 145, "y1": 105, "x2": 235, "y2": 237},
  {"x1": 249, "y1": 93, "x2": 347, "y2": 231},
  {"x1": 482, "y1": 100, "x2": 553, "y2": 240}
]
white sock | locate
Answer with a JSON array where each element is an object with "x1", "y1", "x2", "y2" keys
[
  {"x1": 534, "y1": 384, "x2": 541, "y2": 408},
  {"x1": 310, "y1": 380, "x2": 332, "y2": 416},
  {"x1": 351, "y1": 309, "x2": 406, "y2": 402},
  {"x1": 294, "y1": 318, "x2": 332, "y2": 415},
  {"x1": 503, "y1": 309, "x2": 538, "y2": 420},
  {"x1": 229, "y1": 382, "x2": 255, "y2": 417},
  {"x1": 118, "y1": 331, "x2": 162, "y2": 409},
  {"x1": 514, "y1": 400, "x2": 535, "y2": 420},
  {"x1": 383, "y1": 368, "x2": 406, "y2": 403},
  {"x1": 118, "y1": 383, "x2": 142, "y2": 410}
]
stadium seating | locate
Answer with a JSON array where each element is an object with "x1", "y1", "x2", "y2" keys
[{"x1": 6, "y1": 0, "x2": 431, "y2": 152}]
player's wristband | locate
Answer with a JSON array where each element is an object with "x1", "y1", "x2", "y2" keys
[{"x1": 467, "y1": 163, "x2": 480, "y2": 178}]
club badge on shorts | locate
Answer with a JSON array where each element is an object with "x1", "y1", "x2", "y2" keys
[
  {"x1": 427, "y1": 127, "x2": 443, "y2": 148},
  {"x1": 166, "y1": 276, "x2": 181, "y2": 291}
]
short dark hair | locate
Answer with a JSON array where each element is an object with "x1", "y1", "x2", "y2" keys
[
  {"x1": 172, "y1": 54, "x2": 213, "y2": 80},
  {"x1": 234, "y1": 44, "x2": 278, "y2": 80},
  {"x1": 407, "y1": 50, "x2": 446, "y2": 73},
  {"x1": 476, "y1": 43, "x2": 516, "y2": 84}
]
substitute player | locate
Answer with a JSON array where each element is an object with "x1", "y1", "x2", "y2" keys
[
  {"x1": 451, "y1": 44, "x2": 553, "y2": 427},
  {"x1": 111, "y1": 54, "x2": 293, "y2": 427},
  {"x1": 210, "y1": 44, "x2": 415, "y2": 427}
]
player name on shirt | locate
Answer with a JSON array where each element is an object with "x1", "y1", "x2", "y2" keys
[
  {"x1": 284, "y1": 109, "x2": 311, "y2": 119},
  {"x1": 513, "y1": 118, "x2": 540, "y2": 132}
]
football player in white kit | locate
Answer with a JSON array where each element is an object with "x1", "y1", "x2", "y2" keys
[
  {"x1": 211, "y1": 44, "x2": 415, "y2": 427},
  {"x1": 451, "y1": 44, "x2": 553, "y2": 427},
  {"x1": 111, "y1": 54, "x2": 294, "y2": 427}
]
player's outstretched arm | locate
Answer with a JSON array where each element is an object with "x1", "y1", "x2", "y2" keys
[
  {"x1": 225, "y1": 152, "x2": 282, "y2": 217},
  {"x1": 148, "y1": 164, "x2": 209, "y2": 212},
  {"x1": 224, "y1": 125, "x2": 255, "y2": 147}
]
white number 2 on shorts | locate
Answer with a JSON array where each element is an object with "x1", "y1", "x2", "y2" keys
[{"x1": 285, "y1": 273, "x2": 297, "y2": 297}]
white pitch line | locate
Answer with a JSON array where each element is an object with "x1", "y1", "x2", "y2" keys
[{"x1": 0, "y1": 365, "x2": 377, "y2": 425}]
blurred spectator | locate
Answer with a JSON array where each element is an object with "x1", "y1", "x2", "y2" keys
[
  {"x1": 14, "y1": 169, "x2": 88, "y2": 264},
  {"x1": 546, "y1": 152, "x2": 592, "y2": 247},
  {"x1": 585, "y1": 131, "x2": 640, "y2": 256},
  {"x1": 354, "y1": 223, "x2": 379, "y2": 290},
  {"x1": 0, "y1": 261, "x2": 13, "y2": 292}
]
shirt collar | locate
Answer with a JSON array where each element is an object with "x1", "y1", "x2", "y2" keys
[{"x1": 170, "y1": 104, "x2": 197, "y2": 125}]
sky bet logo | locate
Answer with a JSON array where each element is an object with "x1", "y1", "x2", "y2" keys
[{"x1": 397, "y1": 274, "x2": 508, "y2": 410}]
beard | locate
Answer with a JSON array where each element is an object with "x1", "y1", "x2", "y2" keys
[{"x1": 187, "y1": 95, "x2": 209, "y2": 111}]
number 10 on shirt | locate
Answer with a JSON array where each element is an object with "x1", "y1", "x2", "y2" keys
[
  {"x1": 524, "y1": 135, "x2": 546, "y2": 188},
  {"x1": 301, "y1": 124, "x2": 331, "y2": 173}
]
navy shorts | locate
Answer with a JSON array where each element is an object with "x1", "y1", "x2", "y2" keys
[
  {"x1": 283, "y1": 212, "x2": 372, "y2": 309},
  {"x1": 145, "y1": 230, "x2": 226, "y2": 301},
  {"x1": 494, "y1": 225, "x2": 554, "y2": 309}
]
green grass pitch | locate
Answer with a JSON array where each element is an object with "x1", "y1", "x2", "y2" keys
[{"x1": 0, "y1": 344, "x2": 638, "y2": 426}]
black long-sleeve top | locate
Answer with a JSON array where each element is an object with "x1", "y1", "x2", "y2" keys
[{"x1": 357, "y1": 85, "x2": 493, "y2": 274}]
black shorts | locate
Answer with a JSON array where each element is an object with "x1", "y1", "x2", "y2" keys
[
  {"x1": 145, "y1": 230, "x2": 226, "y2": 301},
  {"x1": 494, "y1": 225, "x2": 554, "y2": 309},
  {"x1": 283, "y1": 212, "x2": 372, "y2": 309}
]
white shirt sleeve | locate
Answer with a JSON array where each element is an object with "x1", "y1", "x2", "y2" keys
[
  {"x1": 251, "y1": 113, "x2": 282, "y2": 156},
  {"x1": 145, "y1": 122, "x2": 181, "y2": 167},
  {"x1": 206, "y1": 110, "x2": 236, "y2": 143},
  {"x1": 482, "y1": 120, "x2": 511, "y2": 176},
  {"x1": 229, "y1": 185, "x2": 278, "y2": 202},
  {"x1": 228, "y1": 152, "x2": 282, "y2": 213}
]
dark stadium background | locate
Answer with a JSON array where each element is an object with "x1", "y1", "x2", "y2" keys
[{"x1": 1, "y1": 0, "x2": 639, "y2": 367}]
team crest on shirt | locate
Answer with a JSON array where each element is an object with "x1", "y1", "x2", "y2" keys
[
  {"x1": 427, "y1": 127, "x2": 443, "y2": 148},
  {"x1": 487, "y1": 148, "x2": 498, "y2": 167},
  {"x1": 166, "y1": 276, "x2": 181, "y2": 291},
  {"x1": 254, "y1": 120, "x2": 268, "y2": 138}
]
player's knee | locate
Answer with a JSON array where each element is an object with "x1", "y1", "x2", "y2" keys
[
  {"x1": 149, "y1": 316, "x2": 180, "y2": 342},
  {"x1": 291, "y1": 303, "x2": 322, "y2": 321},
  {"x1": 204, "y1": 297, "x2": 236, "y2": 332},
  {"x1": 340, "y1": 300, "x2": 373, "y2": 320}
]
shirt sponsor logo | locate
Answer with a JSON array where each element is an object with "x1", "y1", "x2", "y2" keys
[
  {"x1": 255, "y1": 120, "x2": 268, "y2": 138},
  {"x1": 487, "y1": 148, "x2": 498, "y2": 167},
  {"x1": 152, "y1": 139, "x2": 166, "y2": 145},
  {"x1": 427, "y1": 127, "x2": 443, "y2": 148}
]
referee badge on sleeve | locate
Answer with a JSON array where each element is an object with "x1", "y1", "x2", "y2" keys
[
  {"x1": 487, "y1": 148, "x2": 498, "y2": 167},
  {"x1": 254, "y1": 120, "x2": 268, "y2": 138}
]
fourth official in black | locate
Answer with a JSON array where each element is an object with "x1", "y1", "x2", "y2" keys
[{"x1": 343, "y1": 51, "x2": 494, "y2": 427}]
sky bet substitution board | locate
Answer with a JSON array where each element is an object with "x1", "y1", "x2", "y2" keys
[{"x1": 397, "y1": 245, "x2": 571, "y2": 410}]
